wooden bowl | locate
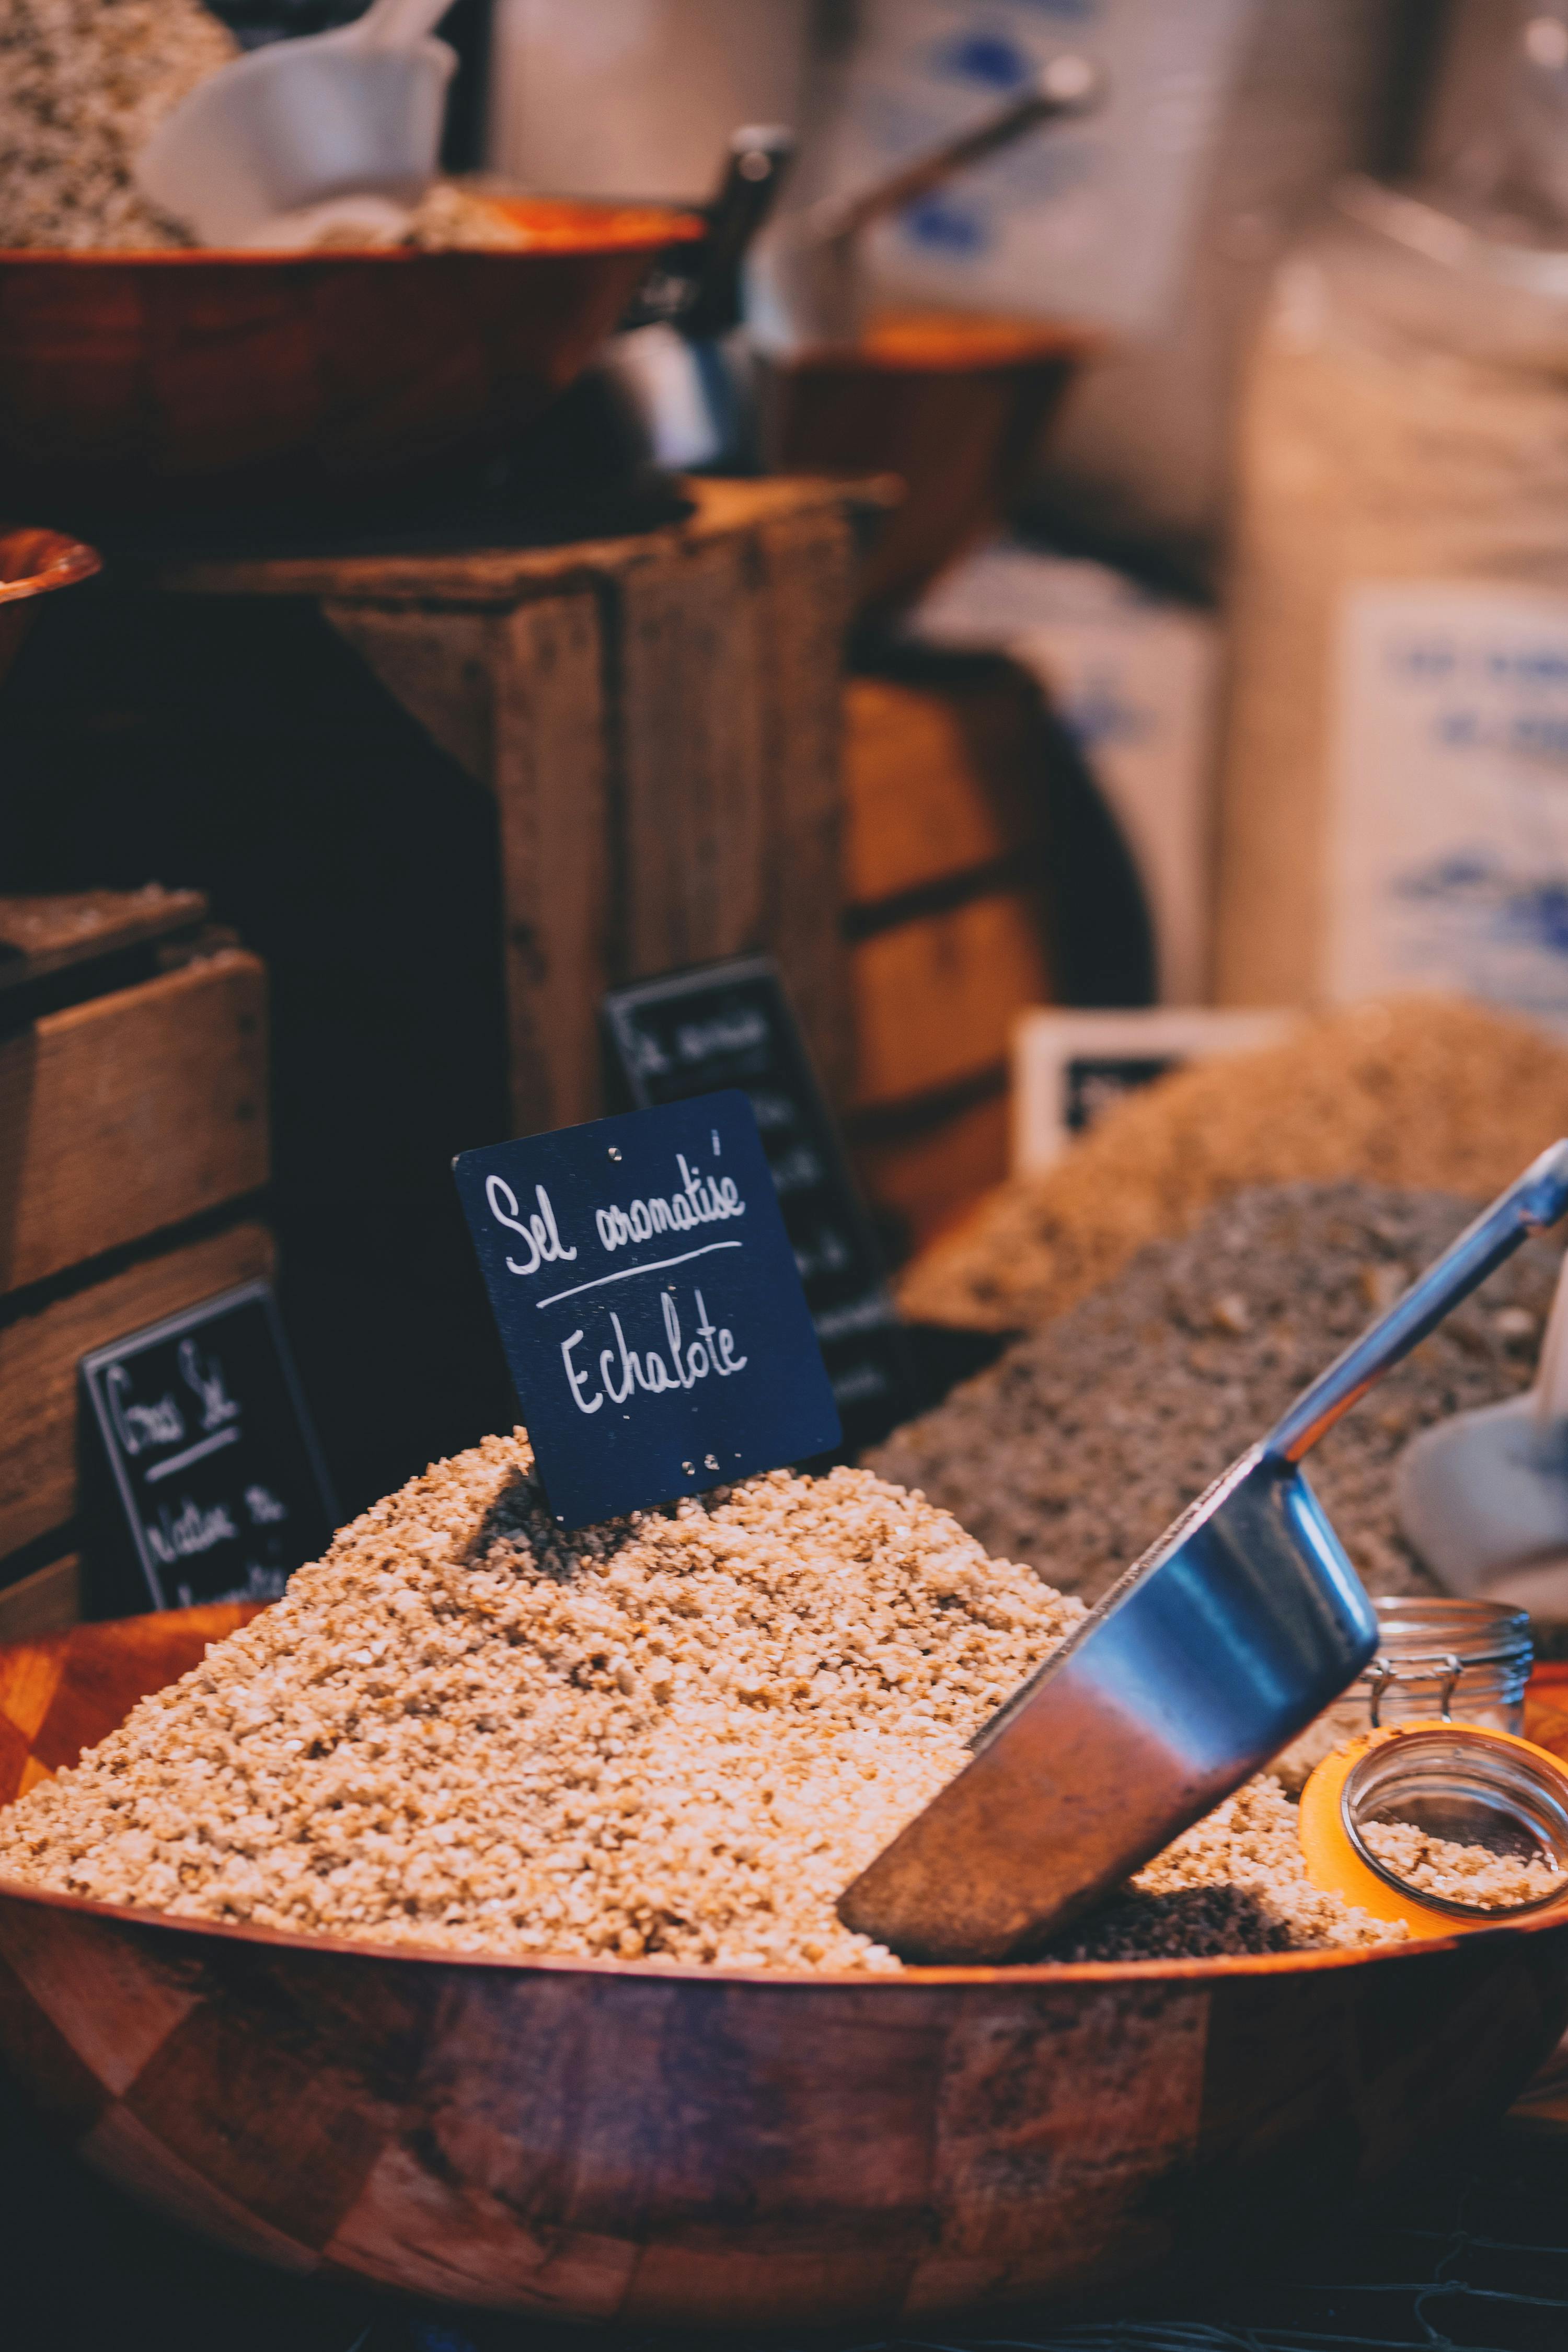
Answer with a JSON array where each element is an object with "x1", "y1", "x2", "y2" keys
[
  {"x1": 762, "y1": 313, "x2": 1097, "y2": 626},
  {"x1": 3, "y1": 1610, "x2": 1567, "y2": 2326},
  {"x1": 0, "y1": 201, "x2": 699, "y2": 519},
  {"x1": 0, "y1": 523, "x2": 101, "y2": 689}
]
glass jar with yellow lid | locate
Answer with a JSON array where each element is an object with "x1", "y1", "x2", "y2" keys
[{"x1": 1275, "y1": 1595, "x2": 1532, "y2": 1791}]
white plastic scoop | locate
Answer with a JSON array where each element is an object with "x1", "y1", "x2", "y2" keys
[
  {"x1": 1397, "y1": 1247, "x2": 1568, "y2": 1616},
  {"x1": 136, "y1": 0, "x2": 456, "y2": 251}
]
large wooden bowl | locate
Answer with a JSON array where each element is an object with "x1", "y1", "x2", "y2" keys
[
  {"x1": 0, "y1": 201, "x2": 698, "y2": 519},
  {"x1": 3, "y1": 1610, "x2": 1568, "y2": 2326},
  {"x1": 0, "y1": 523, "x2": 101, "y2": 689}
]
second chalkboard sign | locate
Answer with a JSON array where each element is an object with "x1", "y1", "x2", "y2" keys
[
  {"x1": 601, "y1": 955, "x2": 910, "y2": 1446},
  {"x1": 80, "y1": 1282, "x2": 336, "y2": 1616}
]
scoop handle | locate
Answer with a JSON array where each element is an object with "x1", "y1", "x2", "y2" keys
[
  {"x1": 1534, "y1": 1250, "x2": 1568, "y2": 1429},
  {"x1": 351, "y1": 0, "x2": 453, "y2": 48},
  {"x1": 802, "y1": 55, "x2": 1103, "y2": 247},
  {"x1": 1263, "y1": 1138, "x2": 1568, "y2": 1466}
]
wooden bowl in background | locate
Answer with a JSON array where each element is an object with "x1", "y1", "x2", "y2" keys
[
  {"x1": 2, "y1": 1610, "x2": 1567, "y2": 2326},
  {"x1": 762, "y1": 313, "x2": 1097, "y2": 626},
  {"x1": 0, "y1": 201, "x2": 700, "y2": 520},
  {"x1": 0, "y1": 524, "x2": 101, "y2": 690}
]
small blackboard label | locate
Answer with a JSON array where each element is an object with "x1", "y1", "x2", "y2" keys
[
  {"x1": 453, "y1": 1093, "x2": 841, "y2": 1529},
  {"x1": 601, "y1": 955, "x2": 908, "y2": 1445},
  {"x1": 1064, "y1": 1053, "x2": 1179, "y2": 1136},
  {"x1": 80, "y1": 1281, "x2": 336, "y2": 1613}
]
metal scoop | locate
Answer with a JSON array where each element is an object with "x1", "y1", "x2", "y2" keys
[
  {"x1": 1397, "y1": 1250, "x2": 1568, "y2": 1619},
  {"x1": 137, "y1": 0, "x2": 457, "y2": 250},
  {"x1": 840, "y1": 1140, "x2": 1568, "y2": 1964},
  {"x1": 754, "y1": 54, "x2": 1104, "y2": 350}
]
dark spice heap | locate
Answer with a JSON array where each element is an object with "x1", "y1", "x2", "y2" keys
[{"x1": 872, "y1": 1181, "x2": 1561, "y2": 1608}]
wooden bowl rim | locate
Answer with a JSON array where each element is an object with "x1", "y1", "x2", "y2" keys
[
  {"x1": 0, "y1": 527, "x2": 102, "y2": 604},
  {"x1": 5, "y1": 1860, "x2": 1566, "y2": 1991},
  {"x1": 779, "y1": 312, "x2": 1103, "y2": 375},
  {"x1": 0, "y1": 202, "x2": 704, "y2": 270}
]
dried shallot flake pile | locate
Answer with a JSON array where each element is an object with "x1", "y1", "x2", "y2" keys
[
  {"x1": 900, "y1": 995, "x2": 1568, "y2": 1334},
  {"x1": 1360, "y1": 1821, "x2": 1566, "y2": 1911},
  {"x1": 0, "y1": 1433, "x2": 1394, "y2": 1968},
  {"x1": 0, "y1": 0, "x2": 237, "y2": 250}
]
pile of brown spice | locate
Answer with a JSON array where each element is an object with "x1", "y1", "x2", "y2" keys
[
  {"x1": 0, "y1": 1431, "x2": 1393, "y2": 1968},
  {"x1": 900, "y1": 996, "x2": 1568, "y2": 1332},
  {"x1": 872, "y1": 1180, "x2": 1561, "y2": 1610}
]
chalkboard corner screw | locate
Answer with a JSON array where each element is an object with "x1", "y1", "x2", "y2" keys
[{"x1": 608, "y1": 1146, "x2": 623, "y2": 1161}]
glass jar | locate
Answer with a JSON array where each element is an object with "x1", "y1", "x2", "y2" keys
[{"x1": 1274, "y1": 1596, "x2": 1532, "y2": 1791}]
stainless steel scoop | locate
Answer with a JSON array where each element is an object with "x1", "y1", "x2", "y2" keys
[
  {"x1": 757, "y1": 54, "x2": 1104, "y2": 349},
  {"x1": 840, "y1": 1140, "x2": 1568, "y2": 1964}
]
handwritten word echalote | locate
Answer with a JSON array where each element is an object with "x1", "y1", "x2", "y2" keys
[{"x1": 561, "y1": 1286, "x2": 747, "y2": 1416}]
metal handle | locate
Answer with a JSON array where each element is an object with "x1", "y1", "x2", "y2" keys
[
  {"x1": 684, "y1": 125, "x2": 795, "y2": 339},
  {"x1": 1534, "y1": 1250, "x2": 1568, "y2": 1430},
  {"x1": 799, "y1": 55, "x2": 1103, "y2": 249},
  {"x1": 1263, "y1": 1138, "x2": 1568, "y2": 1465}
]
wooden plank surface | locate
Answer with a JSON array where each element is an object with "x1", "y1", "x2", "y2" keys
[
  {"x1": 145, "y1": 476, "x2": 895, "y2": 610},
  {"x1": 493, "y1": 593, "x2": 612, "y2": 1134},
  {"x1": 0, "y1": 953, "x2": 268, "y2": 1296},
  {"x1": 843, "y1": 679, "x2": 1026, "y2": 906},
  {"x1": 851, "y1": 894, "x2": 1050, "y2": 1111},
  {"x1": 0, "y1": 1556, "x2": 80, "y2": 1648},
  {"x1": 617, "y1": 534, "x2": 767, "y2": 979},
  {"x1": 0, "y1": 1223, "x2": 275, "y2": 1562},
  {"x1": 324, "y1": 606, "x2": 495, "y2": 787},
  {"x1": 0, "y1": 889, "x2": 207, "y2": 991},
  {"x1": 754, "y1": 504, "x2": 856, "y2": 1110}
]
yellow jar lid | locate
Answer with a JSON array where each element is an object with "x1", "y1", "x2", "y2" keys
[{"x1": 1298, "y1": 1718, "x2": 1568, "y2": 1939}]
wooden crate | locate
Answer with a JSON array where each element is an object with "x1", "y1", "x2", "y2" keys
[
  {"x1": 0, "y1": 950, "x2": 268, "y2": 1296},
  {"x1": 840, "y1": 667, "x2": 1055, "y2": 1253},
  {"x1": 0, "y1": 893, "x2": 275, "y2": 1625},
  {"x1": 147, "y1": 476, "x2": 864, "y2": 1130},
  {"x1": 0, "y1": 1221, "x2": 275, "y2": 1563}
]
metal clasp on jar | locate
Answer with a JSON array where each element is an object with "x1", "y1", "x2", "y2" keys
[{"x1": 1365, "y1": 1647, "x2": 1467, "y2": 1728}]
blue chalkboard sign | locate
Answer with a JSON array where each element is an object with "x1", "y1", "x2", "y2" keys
[{"x1": 454, "y1": 1094, "x2": 841, "y2": 1528}]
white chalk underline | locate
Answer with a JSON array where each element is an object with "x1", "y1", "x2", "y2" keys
[
  {"x1": 535, "y1": 1241, "x2": 742, "y2": 1309},
  {"x1": 145, "y1": 1426, "x2": 240, "y2": 1483}
]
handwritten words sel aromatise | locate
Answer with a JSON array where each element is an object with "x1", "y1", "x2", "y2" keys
[{"x1": 483, "y1": 1153, "x2": 750, "y2": 1417}]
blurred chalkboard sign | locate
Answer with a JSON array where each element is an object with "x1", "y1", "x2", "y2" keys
[
  {"x1": 80, "y1": 1282, "x2": 336, "y2": 1615},
  {"x1": 601, "y1": 955, "x2": 910, "y2": 1448}
]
